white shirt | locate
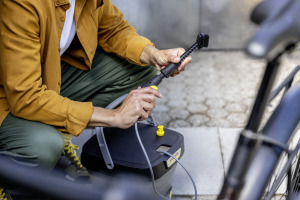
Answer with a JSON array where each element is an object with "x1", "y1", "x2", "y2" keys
[{"x1": 60, "y1": 0, "x2": 76, "y2": 56}]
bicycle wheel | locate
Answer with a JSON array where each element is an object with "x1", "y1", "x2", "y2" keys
[
  {"x1": 238, "y1": 83, "x2": 300, "y2": 200},
  {"x1": 262, "y1": 131, "x2": 300, "y2": 200},
  {"x1": 239, "y1": 131, "x2": 300, "y2": 200}
]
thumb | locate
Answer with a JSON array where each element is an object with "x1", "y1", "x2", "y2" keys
[{"x1": 168, "y1": 54, "x2": 180, "y2": 63}]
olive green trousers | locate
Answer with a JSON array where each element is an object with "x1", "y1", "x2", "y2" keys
[{"x1": 0, "y1": 48, "x2": 157, "y2": 170}]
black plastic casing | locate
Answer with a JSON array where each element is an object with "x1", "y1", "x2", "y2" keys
[{"x1": 81, "y1": 123, "x2": 184, "y2": 180}]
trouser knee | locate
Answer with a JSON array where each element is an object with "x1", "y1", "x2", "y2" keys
[
  {"x1": 28, "y1": 127, "x2": 64, "y2": 170},
  {"x1": 0, "y1": 114, "x2": 64, "y2": 171}
]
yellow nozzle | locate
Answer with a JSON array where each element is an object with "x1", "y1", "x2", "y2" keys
[
  {"x1": 157, "y1": 125, "x2": 165, "y2": 136},
  {"x1": 150, "y1": 85, "x2": 158, "y2": 90}
]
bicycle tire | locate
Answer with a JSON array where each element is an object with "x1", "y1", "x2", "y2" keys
[
  {"x1": 263, "y1": 134, "x2": 300, "y2": 200},
  {"x1": 239, "y1": 83, "x2": 300, "y2": 200},
  {"x1": 239, "y1": 134, "x2": 300, "y2": 200}
]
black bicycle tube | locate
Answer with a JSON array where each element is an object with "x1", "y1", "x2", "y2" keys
[{"x1": 245, "y1": 54, "x2": 281, "y2": 132}]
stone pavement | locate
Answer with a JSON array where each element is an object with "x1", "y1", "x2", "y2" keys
[
  {"x1": 171, "y1": 127, "x2": 240, "y2": 200},
  {"x1": 152, "y1": 50, "x2": 300, "y2": 129}
]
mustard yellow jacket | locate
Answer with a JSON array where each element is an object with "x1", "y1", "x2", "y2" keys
[{"x1": 0, "y1": 0, "x2": 153, "y2": 136}]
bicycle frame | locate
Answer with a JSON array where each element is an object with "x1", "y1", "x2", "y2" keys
[{"x1": 218, "y1": 44, "x2": 298, "y2": 199}]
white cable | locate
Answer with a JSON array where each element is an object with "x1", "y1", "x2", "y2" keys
[
  {"x1": 156, "y1": 150, "x2": 198, "y2": 200},
  {"x1": 134, "y1": 122, "x2": 198, "y2": 200},
  {"x1": 134, "y1": 123, "x2": 169, "y2": 200}
]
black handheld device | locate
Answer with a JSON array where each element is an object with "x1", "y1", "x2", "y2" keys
[{"x1": 142, "y1": 33, "x2": 209, "y2": 88}]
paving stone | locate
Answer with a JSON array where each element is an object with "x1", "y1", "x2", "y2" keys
[
  {"x1": 187, "y1": 114, "x2": 210, "y2": 127},
  {"x1": 187, "y1": 103, "x2": 208, "y2": 114},
  {"x1": 156, "y1": 95, "x2": 169, "y2": 104},
  {"x1": 168, "y1": 99, "x2": 188, "y2": 109},
  {"x1": 154, "y1": 104, "x2": 169, "y2": 113},
  {"x1": 226, "y1": 113, "x2": 247, "y2": 127},
  {"x1": 169, "y1": 119, "x2": 191, "y2": 128},
  {"x1": 152, "y1": 112, "x2": 171, "y2": 125},
  {"x1": 203, "y1": 91, "x2": 223, "y2": 99},
  {"x1": 184, "y1": 87, "x2": 206, "y2": 95},
  {"x1": 243, "y1": 98, "x2": 254, "y2": 107},
  {"x1": 184, "y1": 78, "x2": 204, "y2": 86},
  {"x1": 166, "y1": 83, "x2": 186, "y2": 92},
  {"x1": 167, "y1": 90, "x2": 185, "y2": 99},
  {"x1": 207, "y1": 108, "x2": 229, "y2": 119},
  {"x1": 172, "y1": 196, "x2": 192, "y2": 200},
  {"x1": 222, "y1": 94, "x2": 245, "y2": 103},
  {"x1": 193, "y1": 195, "x2": 218, "y2": 200},
  {"x1": 157, "y1": 86, "x2": 169, "y2": 95},
  {"x1": 224, "y1": 103, "x2": 247, "y2": 113},
  {"x1": 200, "y1": 74, "x2": 219, "y2": 83},
  {"x1": 218, "y1": 128, "x2": 241, "y2": 172},
  {"x1": 169, "y1": 109, "x2": 190, "y2": 120},
  {"x1": 205, "y1": 99, "x2": 226, "y2": 109},
  {"x1": 239, "y1": 81, "x2": 260, "y2": 91},
  {"x1": 207, "y1": 118, "x2": 231, "y2": 128},
  {"x1": 172, "y1": 128, "x2": 223, "y2": 195},
  {"x1": 186, "y1": 94, "x2": 206, "y2": 103}
]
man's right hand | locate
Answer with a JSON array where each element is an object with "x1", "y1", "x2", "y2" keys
[{"x1": 87, "y1": 87, "x2": 162, "y2": 129}]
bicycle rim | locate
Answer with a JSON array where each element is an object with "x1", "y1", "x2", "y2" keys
[{"x1": 262, "y1": 132, "x2": 300, "y2": 200}]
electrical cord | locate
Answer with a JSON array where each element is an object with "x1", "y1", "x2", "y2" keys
[
  {"x1": 156, "y1": 150, "x2": 198, "y2": 200},
  {"x1": 134, "y1": 123, "x2": 168, "y2": 200},
  {"x1": 134, "y1": 122, "x2": 198, "y2": 200}
]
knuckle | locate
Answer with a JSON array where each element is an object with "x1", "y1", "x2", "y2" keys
[
  {"x1": 135, "y1": 104, "x2": 142, "y2": 112},
  {"x1": 179, "y1": 48, "x2": 186, "y2": 53},
  {"x1": 132, "y1": 92, "x2": 139, "y2": 99},
  {"x1": 134, "y1": 99, "x2": 140, "y2": 105}
]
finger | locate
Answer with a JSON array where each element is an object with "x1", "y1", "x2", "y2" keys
[
  {"x1": 171, "y1": 69, "x2": 181, "y2": 77},
  {"x1": 160, "y1": 54, "x2": 179, "y2": 65},
  {"x1": 138, "y1": 109, "x2": 149, "y2": 121},
  {"x1": 178, "y1": 56, "x2": 192, "y2": 70},
  {"x1": 176, "y1": 48, "x2": 186, "y2": 57},
  {"x1": 146, "y1": 109, "x2": 152, "y2": 116},
  {"x1": 164, "y1": 49, "x2": 182, "y2": 63},
  {"x1": 140, "y1": 100, "x2": 155, "y2": 111},
  {"x1": 129, "y1": 89, "x2": 159, "y2": 104},
  {"x1": 137, "y1": 87, "x2": 162, "y2": 98},
  {"x1": 140, "y1": 93, "x2": 158, "y2": 103},
  {"x1": 170, "y1": 55, "x2": 181, "y2": 63},
  {"x1": 130, "y1": 87, "x2": 161, "y2": 98}
]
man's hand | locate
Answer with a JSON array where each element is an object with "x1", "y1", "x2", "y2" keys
[
  {"x1": 88, "y1": 87, "x2": 162, "y2": 129},
  {"x1": 114, "y1": 87, "x2": 162, "y2": 128},
  {"x1": 140, "y1": 45, "x2": 192, "y2": 77}
]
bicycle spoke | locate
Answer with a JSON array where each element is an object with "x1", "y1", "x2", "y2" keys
[{"x1": 263, "y1": 137, "x2": 300, "y2": 200}]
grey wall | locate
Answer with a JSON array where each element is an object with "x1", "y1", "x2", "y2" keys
[{"x1": 111, "y1": 0, "x2": 261, "y2": 50}]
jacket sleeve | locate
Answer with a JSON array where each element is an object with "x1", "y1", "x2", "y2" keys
[
  {"x1": 97, "y1": 0, "x2": 154, "y2": 65},
  {"x1": 0, "y1": 0, "x2": 94, "y2": 136}
]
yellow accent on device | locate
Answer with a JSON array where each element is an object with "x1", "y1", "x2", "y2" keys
[
  {"x1": 157, "y1": 125, "x2": 165, "y2": 136},
  {"x1": 150, "y1": 85, "x2": 158, "y2": 90}
]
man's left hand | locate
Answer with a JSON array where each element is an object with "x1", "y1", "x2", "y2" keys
[{"x1": 140, "y1": 45, "x2": 192, "y2": 77}]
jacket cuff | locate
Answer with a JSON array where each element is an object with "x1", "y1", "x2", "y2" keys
[
  {"x1": 65, "y1": 101, "x2": 94, "y2": 136},
  {"x1": 126, "y1": 36, "x2": 154, "y2": 66}
]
